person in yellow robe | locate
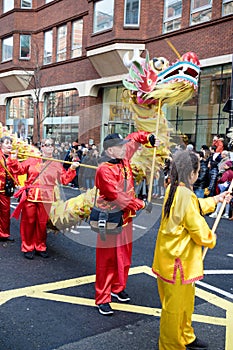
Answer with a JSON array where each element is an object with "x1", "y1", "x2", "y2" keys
[{"x1": 152, "y1": 150, "x2": 232, "y2": 350}]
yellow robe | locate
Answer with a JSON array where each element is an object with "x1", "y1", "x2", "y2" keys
[{"x1": 152, "y1": 184, "x2": 216, "y2": 284}]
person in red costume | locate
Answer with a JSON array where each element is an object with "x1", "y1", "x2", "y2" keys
[
  {"x1": 0, "y1": 136, "x2": 21, "y2": 242},
  {"x1": 95, "y1": 131, "x2": 160, "y2": 315},
  {"x1": 212, "y1": 135, "x2": 224, "y2": 153},
  {"x1": 12, "y1": 139, "x2": 79, "y2": 259}
]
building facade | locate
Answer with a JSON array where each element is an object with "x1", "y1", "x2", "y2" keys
[{"x1": 0, "y1": 0, "x2": 232, "y2": 149}]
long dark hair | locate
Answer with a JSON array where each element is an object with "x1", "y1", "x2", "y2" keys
[{"x1": 164, "y1": 151, "x2": 199, "y2": 218}]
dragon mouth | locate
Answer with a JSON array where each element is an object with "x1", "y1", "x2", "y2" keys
[{"x1": 157, "y1": 61, "x2": 200, "y2": 86}]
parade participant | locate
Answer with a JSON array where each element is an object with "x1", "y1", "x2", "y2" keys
[
  {"x1": 0, "y1": 136, "x2": 21, "y2": 241},
  {"x1": 152, "y1": 150, "x2": 232, "y2": 350},
  {"x1": 12, "y1": 139, "x2": 79, "y2": 259},
  {"x1": 95, "y1": 131, "x2": 160, "y2": 315}
]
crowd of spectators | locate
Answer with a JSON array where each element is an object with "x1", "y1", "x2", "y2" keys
[
  {"x1": 51, "y1": 139, "x2": 100, "y2": 191},
  {"x1": 51, "y1": 134, "x2": 233, "y2": 219},
  {"x1": 151, "y1": 134, "x2": 233, "y2": 220},
  {"x1": 178, "y1": 135, "x2": 233, "y2": 220}
]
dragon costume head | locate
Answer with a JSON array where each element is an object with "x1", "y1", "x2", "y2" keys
[{"x1": 122, "y1": 48, "x2": 201, "y2": 183}]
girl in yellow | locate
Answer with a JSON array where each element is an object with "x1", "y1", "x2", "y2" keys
[{"x1": 152, "y1": 150, "x2": 231, "y2": 350}]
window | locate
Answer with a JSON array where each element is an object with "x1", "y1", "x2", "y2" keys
[
  {"x1": 3, "y1": 0, "x2": 14, "y2": 13},
  {"x1": 44, "y1": 30, "x2": 53, "y2": 64},
  {"x1": 57, "y1": 25, "x2": 67, "y2": 62},
  {"x1": 71, "y1": 19, "x2": 83, "y2": 58},
  {"x1": 2, "y1": 37, "x2": 13, "y2": 62},
  {"x1": 163, "y1": 0, "x2": 182, "y2": 32},
  {"x1": 93, "y1": 0, "x2": 114, "y2": 33},
  {"x1": 21, "y1": 0, "x2": 32, "y2": 8},
  {"x1": 7, "y1": 96, "x2": 34, "y2": 119},
  {"x1": 43, "y1": 90, "x2": 79, "y2": 143},
  {"x1": 124, "y1": 0, "x2": 140, "y2": 27},
  {"x1": 20, "y1": 35, "x2": 31, "y2": 59},
  {"x1": 222, "y1": 0, "x2": 233, "y2": 16},
  {"x1": 190, "y1": 0, "x2": 212, "y2": 25}
]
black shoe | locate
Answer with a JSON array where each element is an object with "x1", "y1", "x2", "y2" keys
[
  {"x1": 24, "y1": 251, "x2": 34, "y2": 260},
  {"x1": 97, "y1": 303, "x2": 114, "y2": 316},
  {"x1": 36, "y1": 250, "x2": 49, "y2": 258},
  {"x1": 111, "y1": 290, "x2": 130, "y2": 302},
  {"x1": 186, "y1": 337, "x2": 208, "y2": 349},
  {"x1": 0, "y1": 236, "x2": 15, "y2": 242}
]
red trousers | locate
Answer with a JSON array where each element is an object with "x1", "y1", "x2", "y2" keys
[
  {"x1": 20, "y1": 200, "x2": 51, "y2": 252},
  {"x1": 0, "y1": 192, "x2": 11, "y2": 238},
  {"x1": 95, "y1": 220, "x2": 133, "y2": 305}
]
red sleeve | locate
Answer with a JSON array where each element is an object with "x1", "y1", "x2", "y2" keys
[
  {"x1": 124, "y1": 130, "x2": 151, "y2": 160},
  {"x1": 7, "y1": 158, "x2": 23, "y2": 174},
  {"x1": 60, "y1": 167, "x2": 76, "y2": 185}
]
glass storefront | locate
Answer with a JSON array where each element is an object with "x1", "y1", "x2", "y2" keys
[
  {"x1": 102, "y1": 86, "x2": 135, "y2": 139},
  {"x1": 5, "y1": 89, "x2": 79, "y2": 145},
  {"x1": 5, "y1": 62, "x2": 232, "y2": 151},
  {"x1": 164, "y1": 63, "x2": 232, "y2": 149},
  {"x1": 43, "y1": 90, "x2": 79, "y2": 143},
  {"x1": 6, "y1": 95, "x2": 34, "y2": 140}
]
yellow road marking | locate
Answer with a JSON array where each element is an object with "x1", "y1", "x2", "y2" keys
[{"x1": 0, "y1": 265, "x2": 232, "y2": 349}]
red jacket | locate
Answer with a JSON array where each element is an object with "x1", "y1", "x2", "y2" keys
[
  {"x1": 0, "y1": 151, "x2": 21, "y2": 192},
  {"x1": 16, "y1": 157, "x2": 76, "y2": 202},
  {"x1": 212, "y1": 139, "x2": 224, "y2": 153},
  {"x1": 95, "y1": 131, "x2": 151, "y2": 223},
  {"x1": 219, "y1": 168, "x2": 233, "y2": 183},
  {"x1": 12, "y1": 158, "x2": 76, "y2": 220}
]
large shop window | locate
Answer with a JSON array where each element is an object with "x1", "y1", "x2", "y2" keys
[
  {"x1": 124, "y1": 0, "x2": 141, "y2": 27},
  {"x1": 93, "y1": 0, "x2": 114, "y2": 33},
  {"x1": 20, "y1": 35, "x2": 31, "y2": 59},
  {"x1": 2, "y1": 36, "x2": 13, "y2": 62},
  {"x1": 222, "y1": 0, "x2": 233, "y2": 16},
  {"x1": 190, "y1": 0, "x2": 212, "y2": 25},
  {"x1": 6, "y1": 96, "x2": 34, "y2": 139},
  {"x1": 71, "y1": 19, "x2": 83, "y2": 58},
  {"x1": 102, "y1": 86, "x2": 135, "y2": 138},
  {"x1": 57, "y1": 25, "x2": 67, "y2": 62},
  {"x1": 163, "y1": 0, "x2": 182, "y2": 33},
  {"x1": 3, "y1": 0, "x2": 14, "y2": 13},
  {"x1": 43, "y1": 90, "x2": 79, "y2": 143},
  {"x1": 44, "y1": 30, "x2": 53, "y2": 64},
  {"x1": 165, "y1": 63, "x2": 231, "y2": 150}
]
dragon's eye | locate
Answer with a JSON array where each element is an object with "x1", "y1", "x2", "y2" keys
[{"x1": 152, "y1": 58, "x2": 163, "y2": 71}]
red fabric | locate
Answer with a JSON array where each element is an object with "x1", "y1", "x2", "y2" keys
[
  {"x1": 16, "y1": 158, "x2": 76, "y2": 202},
  {"x1": 219, "y1": 169, "x2": 233, "y2": 183},
  {"x1": 0, "y1": 151, "x2": 21, "y2": 190},
  {"x1": 0, "y1": 152, "x2": 22, "y2": 238},
  {"x1": 12, "y1": 158, "x2": 76, "y2": 252},
  {"x1": 95, "y1": 131, "x2": 150, "y2": 304},
  {"x1": 0, "y1": 193, "x2": 11, "y2": 238},
  {"x1": 95, "y1": 130, "x2": 149, "y2": 222},
  {"x1": 12, "y1": 158, "x2": 76, "y2": 219},
  {"x1": 212, "y1": 139, "x2": 224, "y2": 153},
  {"x1": 20, "y1": 201, "x2": 50, "y2": 252},
  {"x1": 95, "y1": 220, "x2": 133, "y2": 305}
]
